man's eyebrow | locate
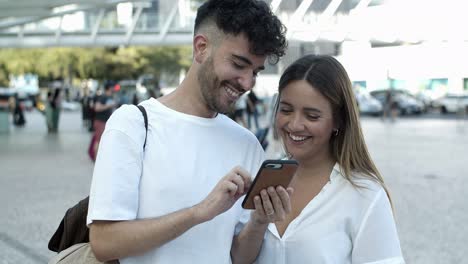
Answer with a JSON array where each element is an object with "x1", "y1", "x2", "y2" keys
[{"x1": 232, "y1": 54, "x2": 265, "y2": 71}]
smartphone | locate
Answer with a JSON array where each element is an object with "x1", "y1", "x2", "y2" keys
[{"x1": 242, "y1": 159, "x2": 298, "y2": 209}]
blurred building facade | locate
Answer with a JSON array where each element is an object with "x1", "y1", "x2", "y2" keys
[{"x1": 1, "y1": 0, "x2": 468, "y2": 96}]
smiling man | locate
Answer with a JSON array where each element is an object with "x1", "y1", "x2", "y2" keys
[{"x1": 86, "y1": 0, "x2": 287, "y2": 263}]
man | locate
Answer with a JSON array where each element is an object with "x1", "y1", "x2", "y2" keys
[
  {"x1": 12, "y1": 93, "x2": 26, "y2": 126},
  {"x1": 88, "y1": 82, "x2": 115, "y2": 161},
  {"x1": 87, "y1": 0, "x2": 288, "y2": 263}
]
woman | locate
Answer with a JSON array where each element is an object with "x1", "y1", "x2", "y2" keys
[
  {"x1": 45, "y1": 89, "x2": 61, "y2": 133},
  {"x1": 233, "y1": 55, "x2": 404, "y2": 263}
]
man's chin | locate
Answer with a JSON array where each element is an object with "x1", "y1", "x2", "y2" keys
[{"x1": 214, "y1": 103, "x2": 235, "y2": 115}]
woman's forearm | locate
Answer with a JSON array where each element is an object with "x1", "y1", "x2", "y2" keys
[{"x1": 231, "y1": 219, "x2": 269, "y2": 264}]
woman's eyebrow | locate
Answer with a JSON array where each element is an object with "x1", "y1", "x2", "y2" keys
[
  {"x1": 279, "y1": 101, "x2": 322, "y2": 113},
  {"x1": 303, "y1": 107, "x2": 322, "y2": 114}
]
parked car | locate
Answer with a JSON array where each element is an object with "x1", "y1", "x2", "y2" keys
[
  {"x1": 408, "y1": 91, "x2": 432, "y2": 112},
  {"x1": 370, "y1": 89, "x2": 424, "y2": 115},
  {"x1": 115, "y1": 79, "x2": 150, "y2": 106},
  {"x1": 354, "y1": 90, "x2": 383, "y2": 116},
  {"x1": 433, "y1": 92, "x2": 468, "y2": 114},
  {"x1": 137, "y1": 74, "x2": 161, "y2": 98}
]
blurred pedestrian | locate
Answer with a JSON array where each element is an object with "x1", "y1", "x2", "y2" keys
[
  {"x1": 246, "y1": 90, "x2": 260, "y2": 131},
  {"x1": 383, "y1": 89, "x2": 398, "y2": 122},
  {"x1": 50, "y1": 89, "x2": 62, "y2": 132},
  {"x1": 232, "y1": 93, "x2": 247, "y2": 127},
  {"x1": 44, "y1": 89, "x2": 61, "y2": 133},
  {"x1": 45, "y1": 91, "x2": 53, "y2": 131},
  {"x1": 234, "y1": 55, "x2": 404, "y2": 263},
  {"x1": 88, "y1": 93, "x2": 96, "y2": 132},
  {"x1": 81, "y1": 87, "x2": 93, "y2": 130},
  {"x1": 12, "y1": 93, "x2": 26, "y2": 126},
  {"x1": 88, "y1": 82, "x2": 115, "y2": 161}
]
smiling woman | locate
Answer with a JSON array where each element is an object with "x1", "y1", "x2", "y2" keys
[{"x1": 243, "y1": 54, "x2": 405, "y2": 264}]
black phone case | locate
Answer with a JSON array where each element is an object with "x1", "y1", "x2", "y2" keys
[{"x1": 242, "y1": 159, "x2": 298, "y2": 209}]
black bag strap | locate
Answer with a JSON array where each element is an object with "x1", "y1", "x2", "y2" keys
[{"x1": 136, "y1": 105, "x2": 148, "y2": 149}]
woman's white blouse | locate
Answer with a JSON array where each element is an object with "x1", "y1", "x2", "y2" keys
[{"x1": 254, "y1": 164, "x2": 405, "y2": 264}]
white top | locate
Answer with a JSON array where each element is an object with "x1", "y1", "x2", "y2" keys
[
  {"x1": 253, "y1": 164, "x2": 405, "y2": 264},
  {"x1": 87, "y1": 98, "x2": 265, "y2": 264}
]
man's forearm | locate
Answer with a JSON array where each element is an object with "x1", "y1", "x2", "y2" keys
[
  {"x1": 94, "y1": 103, "x2": 112, "y2": 112},
  {"x1": 90, "y1": 205, "x2": 207, "y2": 262},
  {"x1": 231, "y1": 219, "x2": 269, "y2": 264}
]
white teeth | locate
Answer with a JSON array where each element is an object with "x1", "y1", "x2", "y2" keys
[
  {"x1": 225, "y1": 86, "x2": 240, "y2": 98},
  {"x1": 289, "y1": 133, "x2": 308, "y2": 142}
]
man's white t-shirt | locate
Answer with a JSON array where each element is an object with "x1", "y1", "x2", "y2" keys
[
  {"x1": 87, "y1": 98, "x2": 265, "y2": 264},
  {"x1": 252, "y1": 164, "x2": 405, "y2": 264}
]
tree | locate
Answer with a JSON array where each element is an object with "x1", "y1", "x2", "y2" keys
[
  {"x1": 0, "y1": 45, "x2": 192, "y2": 86},
  {"x1": 75, "y1": 48, "x2": 110, "y2": 80},
  {"x1": 0, "y1": 63, "x2": 8, "y2": 86},
  {"x1": 138, "y1": 46, "x2": 192, "y2": 85}
]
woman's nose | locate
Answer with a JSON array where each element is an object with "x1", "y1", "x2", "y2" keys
[{"x1": 288, "y1": 114, "x2": 305, "y2": 130}]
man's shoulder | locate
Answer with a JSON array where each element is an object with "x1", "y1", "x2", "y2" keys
[
  {"x1": 138, "y1": 98, "x2": 161, "y2": 111},
  {"x1": 107, "y1": 104, "x2": 145, "y2": 128},
  {"x1": 219, "y1": 114, "x2": 248, "y2": 129},
  {"x1": 219, "y1": 114, "x2": 260, "y2": 142}
]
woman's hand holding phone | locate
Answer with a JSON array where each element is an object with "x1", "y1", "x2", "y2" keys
[
  {"x1": 240, "y1": 160, "x2": 298, "y2": 224},
  {"x1": 250, "y1": 186, "x2": 294, "y2": 225}
]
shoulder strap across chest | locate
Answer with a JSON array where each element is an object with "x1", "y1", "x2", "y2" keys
[{"x1": 136, "y1": 105, "x2": 148, "y2": 149}]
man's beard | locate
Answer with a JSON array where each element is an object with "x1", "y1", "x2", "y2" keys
[{"x1": 197, "y1": 56, "x2": 236, "y2": 114}]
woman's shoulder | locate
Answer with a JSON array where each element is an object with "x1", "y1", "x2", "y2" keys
[
  {"x1": 353, "y1": 173, "x2": 384, "y2": 192},
  {"x1": 339, "y1": 171, "x2": 387, "y2": 206}
]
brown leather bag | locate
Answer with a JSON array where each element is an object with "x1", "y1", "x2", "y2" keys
[
  {"x1": 48, "y1": 197, "x2": 90, "y2": 253},
  {"x1": 48, "y1": 243, "x2": 118, "y2": 264}
]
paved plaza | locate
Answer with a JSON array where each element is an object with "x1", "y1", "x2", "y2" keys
[{"x1": 1, "y1": 110, "x2": 467, "y2": 264}]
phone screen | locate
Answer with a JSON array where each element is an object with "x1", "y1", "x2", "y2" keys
[{"x1": 242, "y1": 160, "x2": 298, "y2": 209}]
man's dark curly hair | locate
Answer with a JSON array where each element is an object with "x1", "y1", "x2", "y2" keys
[{"x1": 194, "y1": 0, "x2": 287, "y2": 64}]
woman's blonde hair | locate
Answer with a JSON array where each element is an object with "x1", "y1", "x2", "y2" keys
[{"x1": 273, "y1": 54, "x2": 392, "y2": 205}]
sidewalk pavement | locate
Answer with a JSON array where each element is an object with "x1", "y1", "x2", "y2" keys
[{"x1": 1, "y1": 110, "x2": 468, "y2": 264}]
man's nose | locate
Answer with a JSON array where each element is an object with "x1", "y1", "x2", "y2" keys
[{"x1": 237, "y1": 73, "x2": 256, "y2": 91}]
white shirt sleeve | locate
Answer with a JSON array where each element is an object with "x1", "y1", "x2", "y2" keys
[
  {"x1": 87, "y1": 105, "x2": 146, "y2": 225},
  {"x1": 352, "y1": 190, "x2": 405, "y2": 264}
]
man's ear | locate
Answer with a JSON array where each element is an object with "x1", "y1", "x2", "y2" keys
[{"x1": 193, "y1": 34, "x2": 209, "y2": 64}]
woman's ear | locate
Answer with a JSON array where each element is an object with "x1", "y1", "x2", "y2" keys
[
  {"x1": 332, "y1": 128, "x2": 339, "y2": 137},
  {"x1": 193, "y1": 34, "x2": 209, "y2": 64}
]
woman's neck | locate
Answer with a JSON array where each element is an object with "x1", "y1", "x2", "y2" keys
[{"x1": 295, "y1": 154, "x2": 336, "y2": 182}]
